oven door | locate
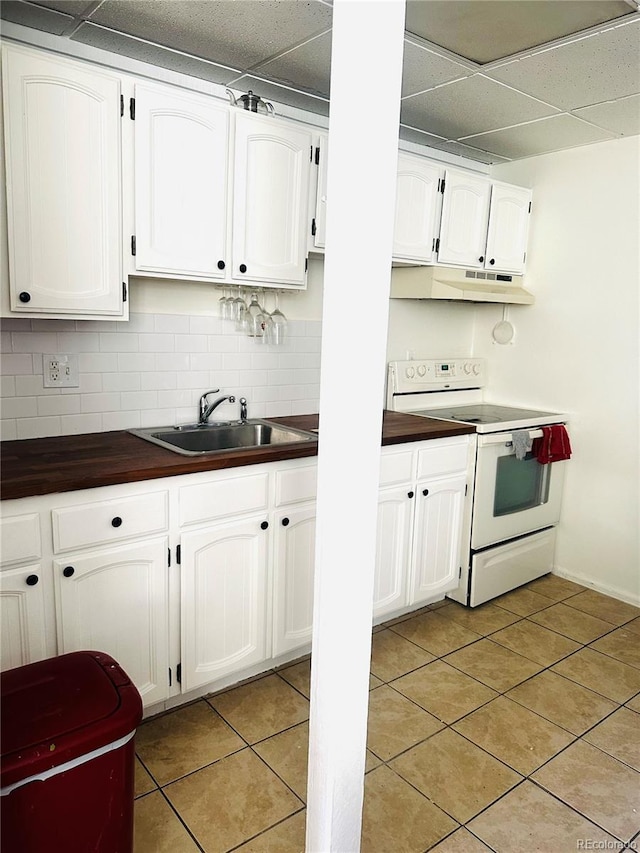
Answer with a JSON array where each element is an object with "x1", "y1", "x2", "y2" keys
[{"x1": 471, "y1": 428, "x2": 566, "y2": 550}]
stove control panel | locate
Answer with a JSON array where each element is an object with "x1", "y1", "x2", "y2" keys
[{"x1": 389, "y1": 359, "x2": 486, "y2": 393}]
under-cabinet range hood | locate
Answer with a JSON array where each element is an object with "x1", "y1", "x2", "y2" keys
[{"x1": 390, "y1": 265, "x2": 535, "y2": 305}]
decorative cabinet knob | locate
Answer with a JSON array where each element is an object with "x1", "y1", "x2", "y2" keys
[
  {"x1": 111, "y1": 516, "x2": 123, "y2": 528},
  {"x1": 407, "y1": 491, "x2": 414, "y2": 498},
  {"x1": 479, "y1": 256, "x2": 484, "y2": 263},
  {"x1": 489, "y1": 258, "x2": 495, "y2": 265},
  {"x1": 19, "y1": 292, "x2": 31, "y2": 303},
  {"x1": 63, "y1": 566, "x2": 75, "y2": 578},
  {"x1": 282, "y1": 517, "x2": 290, "y2": 527},
  {"x1": 239, "y1": 264, "x2": 247, "y2": 274},
  {"x1": 422, "y1": 488, "x2": 429, "y2": 496},
  {"x1": 217, "y1": 260, "x2": 226, "y2": 270},
  {"x1": 260, "y1": 520, "x2": 269, "y2": 530},
  {"x1": 26, "y1": 574, "x2": 39, "y2": 586}
]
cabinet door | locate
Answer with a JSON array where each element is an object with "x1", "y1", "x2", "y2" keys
[
  {"x1": 181, "y1": 517, "x2": 268, "y2": 692},
  {"x1": 0, "y1": 564, "x2": 51, "y2": 671},
  {"x1": 54, "y1": 538, "x2": 169, "y2": 706},
  {"x1": 485, "y1": 183, "x2": 532, "y2": 273},
  {"x1": 272, "y1": 503, "x2": 316, "y2": 657},
  {"x1": 393, "y1": 154, "x2": 442, "y2": 263},
  {"x1": 312, "y1": 132, "x2": 328, "y2": 249},
  {"x1": 134, "y1": 83, "x2": 229, "y2": 279},
  {"x1": 373, "y1": 486, "x2": 412, "y2": 619},
  {"x1": 409, "y1": 475, "x2": 466, "y2": 605},
  {"x1": 232, "y1": 112, "x2": 312, "y2": 285},
  {"x1": 437, "y1": 169, "x2": 491, "y2": 269},
  {"x1": 2, "y1": 45, "x2": 123, "y2": 315}
]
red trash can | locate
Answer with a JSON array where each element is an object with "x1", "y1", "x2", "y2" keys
[{"x1": 1, "y1": 650, "x2": 143, "y2": 853}]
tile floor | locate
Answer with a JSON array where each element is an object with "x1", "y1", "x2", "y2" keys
[{"x1": 133, "y1": 576, "x2": 640, "y2": 853}]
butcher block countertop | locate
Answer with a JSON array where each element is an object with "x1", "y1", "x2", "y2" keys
[{"x1": 1, "y1": 411, "x2": 474, "y2": 501}]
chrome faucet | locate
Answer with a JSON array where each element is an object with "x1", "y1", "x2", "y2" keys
[
  {"x1": 239, "y1": 397, "x2": 248, "y2": 422},
  {"x1": 198, "y1": 389, "x2": 236, "y2": 424}
]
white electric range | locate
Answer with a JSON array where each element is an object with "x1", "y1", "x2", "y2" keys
[{"x1": 387, "y1": 358, "x2": 568, "y2": 606}]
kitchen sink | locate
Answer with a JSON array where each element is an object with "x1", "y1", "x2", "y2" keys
[{"x1": 129, "y1": 419, "x2": 317, "y2": 456}]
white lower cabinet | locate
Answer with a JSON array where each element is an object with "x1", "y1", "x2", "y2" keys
[
  {"x1": 373, "y1": 486, "x2": 413, "y2": 618},
  {"x1": 180, "y1": 516, "x2": 269, "y2": 693},
  {"x1": 0, "y1": 564, "x2": 51, "y2": 672}
]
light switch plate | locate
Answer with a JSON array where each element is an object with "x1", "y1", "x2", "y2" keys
[{"x1": 43, "y1": 353, "x2": 80, "y2": 388}]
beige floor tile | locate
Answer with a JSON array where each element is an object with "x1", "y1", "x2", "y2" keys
[
  {"x1": 493, "y1": 586, "x2": 555, "y2": 617},
  {"x1": 134, "y1": 791, "x2": 199, "y2": 853},
  {"x1": 391, "y1": 660, "x2": 497, "y2": 724},
  {"x1": 583, "y1": 707, "x2": 640, "y2": 771},
  {"x1": 233, "y1": 811, "x2": 306, "y2": 853},
  {"x1": 390, "y1": 728, "x2": 521, "y2": 823},
  {"x1": 624, "y1": 617, "x2": 640, "y2": 636},
  {"x1": 468, "y1": 780, "x2": 619, "y2": 853},
  {"x1": 134, "y1": 757, "x2": 156, "y2": 798},
  {"x1": 165, "y1": 748, "x2": 302, "y2": 853},
  {"x1": 135, "y1": 701, "x2": 245, "y2": 785},
  {"x1": 564, "y1": 589, "x2": 640, "y2": 626},
  {"x1": 429, "y1": 598, "x2": 452, "y2": 610},
  {"x1": 627, "y1": 695, "x2": 640, "y2": 713},
  {"x1": 365, "y1": 750, "x2": 383, "y2": 772},
  {"x1": 590, "y1": 626, "x2": 640, "y2": 670},
  {"x1": 430, "y1": 827, "x2": 493, "y2": 852},
  {"x1": 209, "y1": 673, "x2": 309, "y2": 744},
  {"x1": 506, "y1": 670, "x2": 618, "y2": 735},
  {"x1": 491, "y1": 619, "x2": 580, "y2": 666},
  {"x1": 367, "y1": 684, "x2": 443, "y2": 761},
  {"x1": 444, "y1": 638, "x2": 543, "y2": 692},
  {"x1": 532, "y1": 740, "x2": 640, "y2": 841},
  {"x1": 552, "y1": 648, "x2": 640, "y2": 703},
  {"x1": 453, "y1": 695, "x2": 574, "y2": 775},
  {"x1": 437, "y1": 601, "x2": 520, "y2": 635},
  {"x1": 253, "y1": 722, "x2": 309, "y2": 801},
  {"x1": 361, "y1": 765, "x2": 458, "y2": 853},
  {"x1": 529, "y1": 601, "x2": 614, "y2": 643},
  {"x1": 276, "y1": 660, "x2": 311, "y2": 698},
  {"x1": 390, "y1": 610, "x2": 482, "y2": 656},
  {"x1": 370, "y1": 628, "x2": 435, "y2": 682},
  {"x1": 526, "y1": 574, "x2": 586, "y2": 601}
]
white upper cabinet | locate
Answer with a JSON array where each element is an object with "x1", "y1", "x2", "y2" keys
[
  {"x1": 484, "y1": 182, "x2": 532, "y2": 273},
  {"x1": 134, "y1": 83, "x2": 229, "y2": 280},
  {"x1": 232, "y1": 112, "x2": 312, "y2": 286},
  {"x1": 393, "y1": 153, "x2": 442, "y2": 263},
  {"x1": 2, "y1": 44, "x2": 124, "y2": 318},
  {"x1": 437, "y1": 168, "x2": 492, "y2": 269},
  {"x1": 311, "y1": 131, "x2": 328, "y2": 250}
]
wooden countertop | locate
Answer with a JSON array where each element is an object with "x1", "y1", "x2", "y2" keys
[{"x1": 0, "y1": 411, "x2": 474, "y2": 501}]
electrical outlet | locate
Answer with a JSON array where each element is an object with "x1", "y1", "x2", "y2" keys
[{"x1": 43, "y1": 354, "x2": 79, "y2": 388}]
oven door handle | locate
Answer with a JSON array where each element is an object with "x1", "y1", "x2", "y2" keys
[{"x1": 479, "y1": 429, "x2": 544, "y2": 447}]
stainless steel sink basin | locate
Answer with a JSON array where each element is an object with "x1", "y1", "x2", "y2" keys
[{"x1": 129, "y1": 419, "x2": 317, "y2": 456}]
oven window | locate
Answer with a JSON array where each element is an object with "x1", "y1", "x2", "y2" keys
[{"x1": 494, "y1": 452, "x2": 550, "y2": 517}]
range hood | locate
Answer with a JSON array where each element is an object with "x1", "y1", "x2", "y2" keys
[{"x1": 390, "y1": 265, "x2": 535, "y2": 305}]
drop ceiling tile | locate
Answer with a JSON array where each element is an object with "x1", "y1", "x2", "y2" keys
[
  {"x1": 400, "y1": 75, "x2": 559, "y2": 139},
  {"x1": 230, "y1": 74, "x2": 329, "y2": 117},
  {"x1": 463, "y1": 114, "x2": 617, "y2": 159},
  {"x1": 573, "y1": 94, "x2": 640, "y2": 138},
  {"x1": 72, "y1": 23, "x2": 240, "y2": 86},
  {"x1": 429, "y1": 139, "x2": 511, "y2": 165},
  {"x1": 399, "y1": 125, "x2": 447, "y2": 149},
  {"x1": 486, "y1": 19, "x2": 640, "y2": 110},
  {"x1": 31, "y1": 0, "x2": 95, "y2": 12},
  {"x1": 0, "y1": 1, "x2": 73, "y2": 36},
  {"x1": 252, "y1": 30, "x2": 331, "y2": 98},
  {"x1": 89, "y1": 0, "x2": 333, "y2": 71},
  {"x1": 401, "y1": 39, "x2": 471, "y2": 98}
]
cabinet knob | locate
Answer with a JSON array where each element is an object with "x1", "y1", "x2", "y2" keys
[
  {"x1": 282, "y1": 517, "x2": 290, "y2": 527},
  {"x1": 407, "y1": 491, "x2": 414, "y2": 499},
  {"x1": 260, "y1": 520, "x2": 269, "y2": 530},
  {"x1": 478, "y1": 256, "x2": 484, "y2": 263},
  {"x1": 217, "y1": 260, "x2": 226, "y2": 270},
  {"x1": 26, "y1": 574, "x2": 39, "y2": 586},
  {"x1": 239, "y1": 263, "x2": 247, "y2": 274},
  {"x1": 111, "y1": 516, "x2": 123, "y2": 528},
  {"x1": 19, "y1": 291, "x2": 31, "y2": 303},
  {"x1": 489, "y1": 258, "x2": 495, "y2": 265},
  {"x1": 63, "y1": 566, "x2": 75, "y2": 578},
  {"x1": 422, "y1": 488, "x2": 429, "y2": 496}
]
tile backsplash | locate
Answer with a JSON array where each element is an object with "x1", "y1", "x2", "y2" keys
[{"x1": 0, "y1": 313, "x2": 321, "y2": 441}]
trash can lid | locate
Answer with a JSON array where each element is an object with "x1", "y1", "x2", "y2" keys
[{"x1": 1, "y1": 651, "x2": 142, "y2": 788}]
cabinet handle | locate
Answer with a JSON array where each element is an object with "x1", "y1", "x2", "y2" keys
[
  {"x1": 19, "y1": 291, "x2": 31, "y2": 303},
  {"x1": 63, "y1": 566, "x2": 75, "y2": 578},
  {"x1": 111, "y1": 516, "x2": 123, "y2": 528},
  {"x1": 26, "y1": 574, "x2": 39, "y2": 586},
  {"x1": 489, "y1": 258, "x2": 495, "y2": 265},
  {"x1": 282, "y1": 517, "x2": 290, "y2": 527},
  {"x1": 407, "y1": 491, "x2": 414, "y2": 498},
  {"x1": 260, "y1": 520, "x2": 269, "y2": 530},
  {"x1": 239, "y1": 264, "x2": 247, "y2": 274},
  {"x1": 422, "y1": 488, "x2": 429, "y2": 496},
  {"x1": 217, "y1": 260, "x2": 226, "y2": 270},
  {"x1": 478, "y1": 256, "x2": 484, "y2": 263}
]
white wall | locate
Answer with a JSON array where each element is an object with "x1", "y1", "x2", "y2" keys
[{"x1": 475, "y1": 137, "x2": 640, "y2": 603}]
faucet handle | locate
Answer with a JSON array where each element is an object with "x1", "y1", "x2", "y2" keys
[
  {"x1": 239, "y1": 397, "x2": 248, "y2": 421},
  {"x1": 201, "y1": 388, "x2": 221, "y2": 398}
]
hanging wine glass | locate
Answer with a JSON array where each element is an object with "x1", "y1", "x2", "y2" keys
[
  {"x1": 246, "y1": 292, "x2": 265, "y2": 338},
  {"x1": 270, "y1": 291, "x2": 287, "y2": 346},
  {"x1": 218, "y1": 286, "x2": 233, "y2": 321},
  {"x1": 261, "y1": 294, "x2": 275, "y2": 345},
  {"x1": 232, "y1": 286, "x2": 247, "y2": 331}
]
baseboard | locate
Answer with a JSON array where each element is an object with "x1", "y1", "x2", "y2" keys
[{"x1": 553, "y1": 564, "x2": 640, "y2": 608}]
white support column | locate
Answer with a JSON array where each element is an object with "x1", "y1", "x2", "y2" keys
[{"x1": 305, "y1": 2, "x2": 406, "y2": 852}]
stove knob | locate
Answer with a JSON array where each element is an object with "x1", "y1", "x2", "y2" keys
[
  {"x1": 417, "y1": 364, "x2": 426, "y2": 377},
  {"x1": 406, "y1": 366, "x2": 415, "y2": 379},
  {"x1": 472, "y1": 363, "x2": 481, "y2": 375},
  {"x1": 463, "y1": 363, "x2": 472, "y2": 375}
]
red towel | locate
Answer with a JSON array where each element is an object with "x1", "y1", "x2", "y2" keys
[{"x1": 533, "y1": 425, "x2": 572, "y2": 464}]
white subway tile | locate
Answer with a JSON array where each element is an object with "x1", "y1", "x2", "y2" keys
[
  {"x1": 157, "y1": 389, "x2": 194, "y2": 409},
  {"x1": 101, "y1": 411, "x2": 142, "y2": 431},
  {"x1": 176, "y1": 370, "x2": 210, "y2": 390},
  {"x1": 175, "y1": 406, "x2": 197, "y2": 424},
  {"x1": 102, "y1": 373, "x2": 142, "y2": 392},
  {"x1": 154, "y1": 314, "x2": 189, "y2": 334},
  {"x1": 11, "y1": 332, "x2": 59, "y2": 353},
  {"x1": 267, "y1": 369, "x2": 295, "y2": 386},
  {"x1": 81, "y1": 393, "x2": 122, "y2": 413},
  {"x1": 17, "y1": 417, "x2": 61, "y2": 439},
  {"x1": 60, "y1": 413, "x2": 103, "y2": 435},
  {"x1": 0, "y1": 318, "x2": 30, "y2": 331},
  {"x1": 118, "y1": 313, "x2": 155, "y2": 333},
  {"x1": 139, "y1": 334, "x2": 175, "y2": 353},
  {"x1": 252, "y1": 352, "x2": 280, "y2": 370},
  {"x1": 121, "y1": 390, "x2": 158, "y2": 410},
  {"x1": 277, "y1": 353, "x2": 301, "y2": 369},
  {"x1": 238, "y1": 369, "x2": 268, "y2": 387},
  {"x1": 140, "y1": 372, "x2": 177, "y2": 391},
  {"x1": 0, "y1": 420, "x2": 17, "y2": 441},
  {"x1": 190, "y1": 315, "x2": 223, "y2": 335},
  {"x1": 117, "y1": 353, "x2": 155, "y2": 372},
  {"x1": 38, "y1": 395, "x2": 81, "y2": 416},
  {"x1": 1, "y1": 334, "x2": 12, "y2": 354},
  {"x1": 291, "y1": 399, "x2": 318, "y2": 415},
  {"x1": 305, "y1": 320, "x2": 322, "y2": 337},
  {"x1": 190, "y1": 353, "x2": 224, "y2": 372},
  {"x1": 63, "y1": 374, "x2": 103, "y2": 394},
  {"x1": 207, "y1": 335, "x2": 239, "y2": 353},
  {"x1": 2, "y1": 396, "x2": 38, "y2": 418},
  {"x1": 221, "y1": 352, "x2": 252, "y2": 371},
  {"x1": 1, "y1": 354, "x2": 35, "y2": 375},
  {"x1": 56, "y1": 332, "x2": 100, "y2": 352},
  {"x1": 76, "y1": 319, "x2": 121, "y2": 332},
  {"x1": 79, "y1": 353, "x2": 119, "y2": 373},
  {"x1": 156, "y1": 352, "x2": 189, "y2": 372},
  {"x1": 100, "y1": 332, "x2": 139, "y2": 352},
  {"x1": 176, "y1": 334, "x2": 207, "y2": 352},
  {"x1": 265, "y1": 400, "x2": 292, "y2": 417},
  {"x1": 14, "y1": 375, "x2": 58, "y2": 396},
  {"x1": 1, "y1": 376, "x2": 16, "y2": 397},
  {"x1": 140, "y1": 408, "x2": 176, "y2": 427}
]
